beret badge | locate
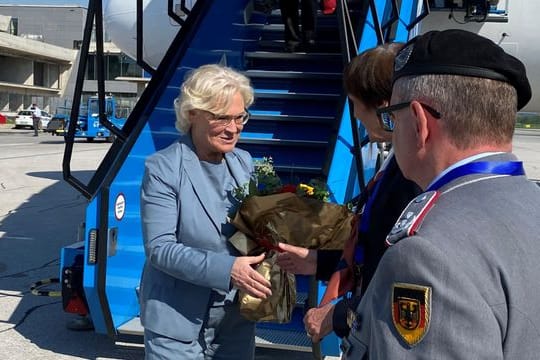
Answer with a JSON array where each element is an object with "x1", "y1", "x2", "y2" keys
[{"x1": 394, "y1": 43, "x2": 414, "y2": 72}]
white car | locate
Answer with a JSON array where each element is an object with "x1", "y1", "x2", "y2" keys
[
  {"x1": 14, "y1": 110, "x2": 52, "y2": 130},
  {"x1": 40, "y1": 111, "x2": 52, "y2": 128}
]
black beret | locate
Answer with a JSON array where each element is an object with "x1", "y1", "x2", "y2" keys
[{"x1": 393, "y1": 29, "x2": 532, "y2": 110}]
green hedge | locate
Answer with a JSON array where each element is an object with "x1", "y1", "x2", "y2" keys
[{"x1": 516, "y1": 112, "x2": 540, "y2": 129}]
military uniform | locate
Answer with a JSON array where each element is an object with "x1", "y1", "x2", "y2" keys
[{"x1": 343, "y1": 153, "x2": 540, "y2": 359}]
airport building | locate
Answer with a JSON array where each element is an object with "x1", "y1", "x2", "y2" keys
[{"x1": 0, "y1": 4, "x2": 142, "y2": 118}]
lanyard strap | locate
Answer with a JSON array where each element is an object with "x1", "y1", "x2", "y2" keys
[
  {"x1": 359, "y1": 172, "x2": 386, "y2": 233},
  {"x1": 354, "y1": 160, "x2": 524, "y2": 265},
  {"x1": 427, "y1": 161, "x2": 525, "y2": 192},
  {"x1": 354, "y1": 169, "x2": 387, "y2": 264}
]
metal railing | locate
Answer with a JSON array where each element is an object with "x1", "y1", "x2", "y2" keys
[
  {"x1": 62, "y1": 0, "x2": 198, "y2": 199},
  {"x1": 333, "y1": 0, "x2": 431, "y2": 196}
]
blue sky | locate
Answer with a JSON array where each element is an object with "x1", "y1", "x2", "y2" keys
[{"x1": 0, "y1": 1, "x2": 88, "y2": 5}]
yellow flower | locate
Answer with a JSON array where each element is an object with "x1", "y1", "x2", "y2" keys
[{"x1": 299, "y1": 183, "x2": 314, "y2": 196}]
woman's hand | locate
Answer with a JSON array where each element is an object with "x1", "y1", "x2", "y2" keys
[
  {"x1": 275, "y1": 243, "x2": 317, "y2": 275},
  {"x1": 304, "y1": 303, "x2": 335, "y2": 343},
  {"x1": 230, "y1": 253, "x2": 272, "y2": 299}
]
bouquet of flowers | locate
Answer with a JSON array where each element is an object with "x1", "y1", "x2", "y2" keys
[{"x1": 229, "y1": 157, "x2": 355, "y2": 323}]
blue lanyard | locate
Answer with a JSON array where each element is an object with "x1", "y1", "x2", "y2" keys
[
  {"x1": 353, "y1": 160, "x2": 524, "y2": 265},
  {"x1": 359, "y1": 174, "x2": 385, "y2": 233},
  {"x1": 354, "y1": 170, "x2": 387, "y2": 264},
  {"x1": 427, "y1": 161, "x2": 525, "y2": 192}
]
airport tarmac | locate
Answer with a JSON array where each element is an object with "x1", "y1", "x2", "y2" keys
[{"x1": 0, "y1": 124, "x2": 539, "y2": 359}]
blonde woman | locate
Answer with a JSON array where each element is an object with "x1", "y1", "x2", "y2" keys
[{"x1": 139, "y1": 64, "x2": 271, "y2": 359}]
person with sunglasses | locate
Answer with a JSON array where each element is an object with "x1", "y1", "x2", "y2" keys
[
  {"x1": 276, "y1": 43, "x2": 421, "y2": 343},
  {"x1": 342, "y1": 29, "x2": 540, "y2": 359},
  {"x1": 139, "y1": 64, "x2": 272, "y2": 359}
]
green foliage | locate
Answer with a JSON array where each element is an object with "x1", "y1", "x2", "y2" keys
[
  {"x1": 516, "y1": 112, "x2": 540, "y2": 129},
  {"x1": 234, "y1": 157, "x2": 331, "y2": 202}
]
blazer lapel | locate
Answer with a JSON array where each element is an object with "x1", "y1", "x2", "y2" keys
[
  {"x1": 224, "y1": 151, "x2": 250, "y2": 189},
  {"x1": 180, "y1": 138, "x2": 222, "y2": 233}
]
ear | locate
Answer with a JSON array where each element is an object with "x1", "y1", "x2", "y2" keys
[{"x1": 410, "y1": 101, "x2": 430, "y2": 151}]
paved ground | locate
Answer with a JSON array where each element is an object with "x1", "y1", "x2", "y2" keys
[
  {"x1": 0, "y1": 124, "x2": 539, "y2": 359},
  {"x1": 512, "y1": 128, "x2": 540, "y2": 181},
  {"x1": 0, "y1": 124, "x2": 320, "y2": 360}
]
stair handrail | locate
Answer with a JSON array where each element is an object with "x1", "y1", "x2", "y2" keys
[
  {"x1": 63, "y1": 0, "x2": 134, "y2": 199},
  {"x1": 136, "y1": 0, "x2": 155, "y2": 75},
  {"x1": 63, "y1": 0, "x2": 214, "y2": 338},
  {"x1": 334, "y1": 0, "x2": 417, "y2": 197},
  {"x1": 335, "y1": 0, "x2": 369, "y2": 194},
  {"x1": 407, "y1": 0, "x2": 431, "y2": 30},
  {"x1": 381, "y1": 0, "x2": 399, "y2": 41},
  {"x1": 63, "y1": 0, "x2": 203, "y2": 200},
  {"x1": 63, "y1": 0, "x2": 101, "y2": 199}
]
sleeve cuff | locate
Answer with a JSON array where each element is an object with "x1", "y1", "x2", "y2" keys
[
  {"x1": 316, "y1": 250, "x2": 342, "y2": 281},
  {"x1": 332, "y1": 296, "x2": 363, "y2": 338},
  {"x1": 332, "y1": 299, "x2": 351, "y2": 338}
]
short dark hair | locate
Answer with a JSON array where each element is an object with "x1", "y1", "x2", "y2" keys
[
  {"x1": 343, "y1": 42, "x2": 404, "y2": 109},
  {"x1": 393, "y1": 29, "x2": 531, "y2": 110}
]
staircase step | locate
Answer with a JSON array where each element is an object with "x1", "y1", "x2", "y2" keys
[
  {"x1": 273, "y1": 164, "x2": 323, "y2": 175},
  {"x1": 255, "y1": 90, "x2": 340, "y2": 100},
  {"x1": 239, "y1": 138, "x2": 327, "y2": 147},
  {"x1": 117, "y1": 317, "x2": 313, "y2": 353},
  {"x1": 245, "y1": 51, "x2": 343, "y2": 72},
  {"x1": 117, "y1": 317, "x2": 143, "y2": 336},
  {"x1": 255, "y1": 327, "x2": 312, "y2": 352},
  {"x1": 257, "y1": 39, "x2": 341, "y2": 53},
  {"x1": 248, "y1": 70, "x2": 342, "y2": 94},
  {"x1": 249, "y1": 113, "x2": 334, "y2": 124},
  {"x1": 246, "y1": 69, "x2": 341, "y2": 80},
  {"x1": 246, "y1": 51, "x2": 341, "y2": 61},
  {"x1": 259, "y1": 21, "x2": 338, "y2": 31}
]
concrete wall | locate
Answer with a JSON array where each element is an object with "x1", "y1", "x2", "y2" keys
[
  {"x1": 0, "y1": 56, "x2": 32, "y2": 84},
  {"x1": 0, "y1": 5, "x2": 139, "y2": 115},
  {"x1": 0, "y1": 5, "x2": 86, "y2": 49}
]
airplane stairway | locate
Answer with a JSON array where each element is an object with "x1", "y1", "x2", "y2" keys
[
  {"x1": 242, "y1": 10, "x2": 344, "y2": 183},
  {"x1": 239, "y1": 6, "x2": 352, "y2": 357}
]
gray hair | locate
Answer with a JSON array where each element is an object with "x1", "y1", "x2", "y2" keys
[
  {"x1": 174, "y1": 64, "x2": 254, "y2": 133},
  {"x1": 393, "y1": 74, "x2": 517, "y2": 148}
]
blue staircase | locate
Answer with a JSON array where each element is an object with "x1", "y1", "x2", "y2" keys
[{"x1": 61, "y1": 0, "x2": 426, "y2": 357}]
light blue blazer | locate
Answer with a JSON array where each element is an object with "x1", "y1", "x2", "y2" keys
[{"x1": 139, "y1": 134, "x2": 253, "y2": 342}]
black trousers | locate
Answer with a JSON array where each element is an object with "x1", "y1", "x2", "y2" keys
[{"x1": 279, "y1": 0, "x2": 317, "y2": 43}]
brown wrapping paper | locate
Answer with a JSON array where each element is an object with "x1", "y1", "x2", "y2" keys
[
  {"x1": 230, "y1": 192, "x2": 354, "y2": 322},
  {"x1": 238, "y1": 252, "x2": 296, "y2": 323}
]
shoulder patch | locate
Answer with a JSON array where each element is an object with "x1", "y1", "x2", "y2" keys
[
  {"x1": 385, "y1": 191, "x2": 439, "y2": 246},
  {"x1": 392, "y1": 282, "x2": 431, "y2": 347}
]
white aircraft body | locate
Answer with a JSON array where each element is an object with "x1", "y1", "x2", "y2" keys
[
  {"x1": 421, "y1": 1, "x2": 540, "y2": 112},
  {"x1": 103, "y1": 0, "x2": 539, "y2": 111}
]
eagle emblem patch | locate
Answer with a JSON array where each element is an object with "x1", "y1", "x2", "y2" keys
[{"x1": 392, "y1": 283, "x2": 431, "y2": 346}]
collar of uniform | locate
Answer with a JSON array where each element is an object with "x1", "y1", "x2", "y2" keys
[{"x1": 426, "y1": 151, "x2": 506, "y2": 190}]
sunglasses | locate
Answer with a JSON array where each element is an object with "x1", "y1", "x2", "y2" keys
[{"x1": 376, "y1": 101, "x2": 441, "y2": 130}]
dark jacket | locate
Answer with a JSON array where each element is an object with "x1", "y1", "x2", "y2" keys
[{"x1": 315, "y1": 154, "x2": 421, "y2": 337}]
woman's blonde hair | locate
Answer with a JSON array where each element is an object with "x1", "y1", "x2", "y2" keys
[{"x1": 174, "y1": 64, "x2": 254, "y2": 133}]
